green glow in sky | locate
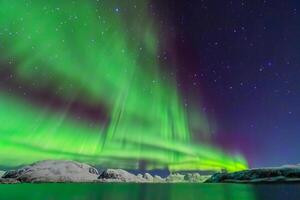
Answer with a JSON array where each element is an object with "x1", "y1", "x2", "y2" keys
[{"x1": 0, "y1": 0, "x2": 247, "y2": 171}]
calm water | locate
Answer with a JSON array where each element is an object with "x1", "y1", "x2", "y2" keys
[{"x1": 0, "y1": 183, "x2": 300, "y2": 200}]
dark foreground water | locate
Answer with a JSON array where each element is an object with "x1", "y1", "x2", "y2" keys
[{"x1": 0, "y1": 183, "x2": 300, "y2": 200}]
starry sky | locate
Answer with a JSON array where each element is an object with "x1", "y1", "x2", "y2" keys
[
  {"x1": 0, "y1": 0, "x2": 299, "y2": 169},
  {"x1": 151, "y1": 0, "x2": 300, "y2": 167}
]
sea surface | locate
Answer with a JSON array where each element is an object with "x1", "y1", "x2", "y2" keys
[{"x1": 0, "y1": 183, "x2": 300, "y2": 200}]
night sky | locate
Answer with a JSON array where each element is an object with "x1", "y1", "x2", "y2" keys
[
  {"x1": 152, "y1": 0, "x2": 300, "y2": 167},
  {"x1": 0, "y1": 0, "x2": 299, "y2": 169}
]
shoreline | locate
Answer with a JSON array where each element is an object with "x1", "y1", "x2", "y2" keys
[{"x1": 1, "y1": 160, "x2": 300, "y2": 184}]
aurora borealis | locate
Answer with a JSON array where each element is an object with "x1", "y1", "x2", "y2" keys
[{"x1": 0, "y1": 0, "x2": 248, "y2": 171}]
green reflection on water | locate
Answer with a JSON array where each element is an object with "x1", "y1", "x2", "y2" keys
[{"x1": 0, "y1": 183, "x2": 256, "y2": 200}]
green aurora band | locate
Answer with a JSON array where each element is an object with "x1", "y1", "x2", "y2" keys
[{"x1": 0, "y1": 0, "x2": 247, "y2": 171}]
